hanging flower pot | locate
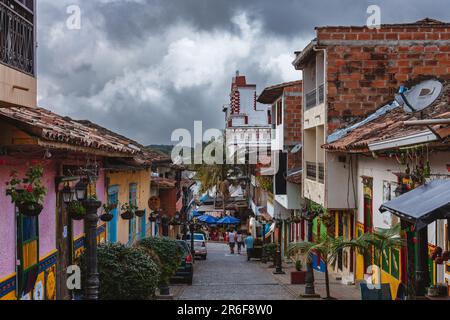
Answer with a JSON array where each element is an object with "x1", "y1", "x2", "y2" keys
[
  {"x1": 120, "y1": 203, "x2": 137, "y2": 220},
  {"x1": 101, "y1": 203, "x2": 116, "y2": 222},
  {"x1": 121, "y1": 211, "x2": 134, "y2": 220},
  {"x1": 17, "y1": 202, "x2": 44, "y2": 217},
  {"x1": 6, "y1": 166, "x2": 47, "y2": 218},
  {"x1": 100, "y1": 213, "x2": 114, "y2": 222},
  {"x1": 67, "y1": 201, "x2": 86, "y2": 221},
  {"x1": 135, "y1": 210, "x2": 145, "y2": 218}
]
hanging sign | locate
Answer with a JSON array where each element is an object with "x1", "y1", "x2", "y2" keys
[{"x1": 148, "y1": 197, "x2": 160, "y2": 211}]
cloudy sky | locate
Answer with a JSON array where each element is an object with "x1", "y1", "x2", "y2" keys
[{"x1": 37, "y1": 0, "x2": 450, "y2": 145}]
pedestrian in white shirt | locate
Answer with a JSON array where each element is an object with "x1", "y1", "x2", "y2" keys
[{"x1": 228, "y1": 230, "x2": 236, "y2": 254}]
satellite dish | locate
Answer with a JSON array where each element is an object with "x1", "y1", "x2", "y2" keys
[
  {"x1": 395, "y1": 79, "x2": 443, "y2": 113},
  {"x1": 290, "y1": 144, "x2": 303, "y2": 154}
]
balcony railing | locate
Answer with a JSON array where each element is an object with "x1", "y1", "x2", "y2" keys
[
  {"x1": 306, "y1": 161, "x2": 317, "y2": 181},
  {"x1": 305, "y1": 89, "x2": 317, "y2": 110},
  {"x1": 318, "y1": 162, "x2": 325, "y2": 183},
  {"x1": 318, "y1": 84, "x2": 325, "y2": 104},
  {"x1": 306, "y1": 161, "x2": 325, "y2": 184},
  {"x1": 305, "y1": 83, "x2": 325, "y2": 110},
  {"x1": 0, "y1": 1, "x2": 34, "y2": 75}
]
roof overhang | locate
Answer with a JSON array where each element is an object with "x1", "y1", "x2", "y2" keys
[{"x1": 292, "y1": 40, "x2": 318, "y2": 70}]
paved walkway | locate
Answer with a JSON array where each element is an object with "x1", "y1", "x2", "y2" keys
[
  {"x1": 257, "y1": 262, "x2": 361, "y2": 300},
  {"x1": 173, "y1": 242, "x2": 361, "y2": 300},
  {"x1": 176, "y1": 243, "x2": 297, "y2": 300}
]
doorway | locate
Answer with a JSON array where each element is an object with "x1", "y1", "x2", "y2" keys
[
  {"x1": 56, "y1": 192, "x2": 73, "y2": 300},
  {"x1": 363, "y1": 177, "x2": 374, "y2": 272}
]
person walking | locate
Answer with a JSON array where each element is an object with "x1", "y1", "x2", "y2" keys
[
  {"x1": 236, "y1": 231, "x2": 244, "y2": 255},
  {"x1": 244, "y1": 233, "x2": 254, "y2": 262},
  {"x1": 228, "y1": 229, "x2": 236, "y2": 254}
]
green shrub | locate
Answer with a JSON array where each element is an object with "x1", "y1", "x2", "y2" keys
[
  {"x1": 138, "y1": 237, "x2": 183, "y2": 286},
  {"x1": 263, "y1": 243, "x2": 278, "y2": 260},
  {"x1": 79, "y1": 243, "x2": 160, "y2": 300}
]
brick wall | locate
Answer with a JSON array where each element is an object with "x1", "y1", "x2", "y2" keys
[
  {"x1": 283, "y1": 84, "x2": 303, "y2": 169},
  {"x1": 316, "y1": 21, "x2": 450, "y2": 133}
]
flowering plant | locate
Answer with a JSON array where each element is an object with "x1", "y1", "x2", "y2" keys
[
  {"x1": 6, "y1": 166, "x2": 47, "y2": 206},
  {"x1": 121, "y1": 203, "x2": 138, "y2": 213},
  {"x1": 103, "y1": 203, "x2": 117, "y2": 214},
  {"x1": 67, "y1": 200, "x2": 86, "y2": 219}
]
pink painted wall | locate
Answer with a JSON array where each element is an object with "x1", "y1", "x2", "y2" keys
[
  {"x1": 0, "y1": 157, "x2": 57, "y2": 278},
  {"x1": 0, "y1": 157, "x2": 106, "y2": 279},
  {"x1": 72, "y1": 171, "x2": 106, "y2": 238}
]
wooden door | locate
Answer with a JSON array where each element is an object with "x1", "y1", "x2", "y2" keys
[{"x1": 56, "y1": 193, "x2": 73, "y2": 300}]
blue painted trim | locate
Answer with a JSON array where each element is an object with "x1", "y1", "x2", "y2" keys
[
  {"x1": 38, "y1": 252, "x2": 58, "y2": 273},
  {"x1": 74, "y1": 237, "x2": 85, "y2": 251},
  {"x1": 0, "y1": 276, "x2": 16, "y2": 299}
]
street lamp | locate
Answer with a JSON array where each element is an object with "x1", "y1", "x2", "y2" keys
[
  {"x1": 75, "y1": 176, "x2": 102, "y2": 300},
  {"x1": 61, "y1": 183, "x2": 73, "y2": 204},
  {"x1": 75, "y1": 179, "x2": 87, "y2": 201},
  {"x1": 160, "y1": 214, "x2": 170, "y2": 237},
  {"x1": 273, "y1": 217, "x2": 285, "y2": 275},
  {"x1": 300, "y1": 205, "x2": 320, "y2": 298}
]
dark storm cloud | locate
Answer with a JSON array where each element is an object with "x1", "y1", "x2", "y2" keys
[{"x1": 37, "y1": 0, "x2": 450, "y2": 145}]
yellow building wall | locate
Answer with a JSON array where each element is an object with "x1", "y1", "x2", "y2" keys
[
  {"x1": 106, "y1": 169, "x2": 151, "y2": 244},
  {"x1": 354, "y1": 222, "x2": 402, "y2": 299}
]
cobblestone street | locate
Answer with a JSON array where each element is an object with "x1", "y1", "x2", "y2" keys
[{"x1": 176, "y1": 243, "x2": 297, "y2": 300}]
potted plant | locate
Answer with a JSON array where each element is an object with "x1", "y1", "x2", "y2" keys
[
  {"x1": 68, "y1": 200, "x2": 86, "y2": 220},
  {"x1": 427, "y1": 285, "x2": 440, "y2": 297},
  {"x1": 6, "y1": 166, "x2": 47, "y2": 217},
  {"x1": 100, "y1": 203, "x2": 116, "y2": 222},
  {"x1": 135, "y1": 209, "x2": 146, "y2": 218},
  {"x1": 121, "y1": 203, "x2": 137, "y2": 220},
  {"x1": 290, "y1": 259, "x2": 307, "y2": 284}
]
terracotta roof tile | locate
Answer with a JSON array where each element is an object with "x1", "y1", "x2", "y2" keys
[
  {"x1": 324, "y1": 79, "x2": 450, "y2": 152},
  {"x1": 0, "y1": 106, "x2": 143, "y2": 155},
  {"x1": 151, "y1": 177, "x2": 176, "y2": 189},
  {"x1": 258, "y1": 80, "x2": 302, "y2": 104}
]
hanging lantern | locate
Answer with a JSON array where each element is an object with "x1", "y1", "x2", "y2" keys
[
  {"x1": 75, "y1": 179, "x2": 87, "y2": 201},
  {"x1": 62, "y1": 183, "x2": 73, "y2": 204}
]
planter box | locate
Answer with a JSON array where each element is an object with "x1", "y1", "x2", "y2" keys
[{"x1": 291, "y1": 271, "x2": 306, "y2": 285}]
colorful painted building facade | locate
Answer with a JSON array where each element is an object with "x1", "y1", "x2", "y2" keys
[{"x1": 0, "y1": 107, "x2": 143, "y2": 300}]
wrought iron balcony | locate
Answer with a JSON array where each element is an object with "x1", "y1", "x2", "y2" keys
[
  {"x1": 306, "y1": 161, "x2": 325, "y2": 184},
  {"x1": 318, "y1": 162, "x2": 325, "y2": 183},
  {"x1": 305, "y1": 83, "x2": 325, "y2": 110},
  {"x1": 305, "y1": 89, "x2": 317, "y2": 110},
  {"x1": 0, "y1": 0, "x2": 34, "y2": 76},
  {"x1": 306, "y1": 161, "x2": 317, "y2": 181}
]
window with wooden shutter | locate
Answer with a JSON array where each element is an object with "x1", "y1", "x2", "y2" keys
[{"x1": 17, "y1": 211, "x2": 39, "y2": 297}]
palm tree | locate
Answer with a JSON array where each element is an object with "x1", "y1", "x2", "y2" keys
[
  {"x1": 289, "y1": 224, "x2": 404, "y2": 300},
  {"x1": 289, "y1": 235, "x2": 344, "y2": 299},
  {"x1": 343, "y1": 223, "x2": 404, "y2": 285}
]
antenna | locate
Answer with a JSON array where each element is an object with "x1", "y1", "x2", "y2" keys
[
  {"x1": 395, "y1": 79, "x2": 443, "y2": 114},
  {"x1": 290, "y1": 144, "x2": 303, "y2": 154}
]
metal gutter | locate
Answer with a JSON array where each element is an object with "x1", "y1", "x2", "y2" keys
[{"x1": 368, "y1": 130, "x2": 438, "y2": 151}]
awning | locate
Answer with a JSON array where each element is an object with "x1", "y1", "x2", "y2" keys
[
  {"x1": 265, "y1": 223, "x2": 276, "y2": 239},
  {"x1": 379, "y1": 180, "x2": 450, "y2": 230}
]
